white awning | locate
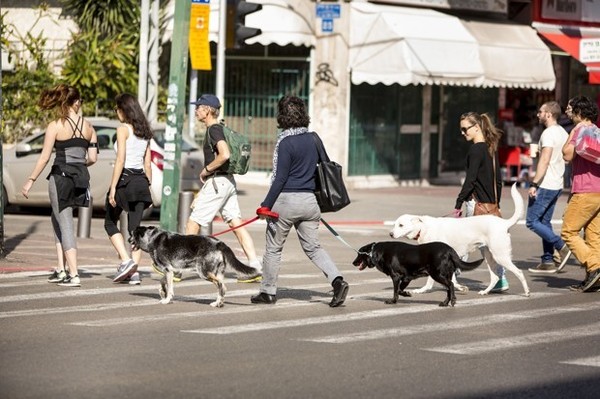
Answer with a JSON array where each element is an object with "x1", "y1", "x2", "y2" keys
[
  {"x1": 246, "y1": 0, "x2": 315, "y2": 47},
  {"x1": 463, "y1": 20, "x2": 556, "y2": 90},
  {"x1": 349, "y1": 2, "x2": 556, "y2": 90},
  {"x1": 349, "y1": 3, "x2": 483, "y2": 86},
  {"x1": 164, "y1": 0, "x2": 314, "y2": 47}
]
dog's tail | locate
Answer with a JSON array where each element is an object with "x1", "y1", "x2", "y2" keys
[
  {"x1": 506, "y1": 183, "x2": 524, "y2": 227},
  {"x1": 450, "y1": 249, "x2": 484, "y2": 272},
  {"x1": 218, "y1": 242, "x2": 262, "y2": 278}
]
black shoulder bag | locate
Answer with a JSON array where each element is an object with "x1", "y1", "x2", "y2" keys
[{"x1": 311, "y1": 133, "x2": 351, "y2": 213}]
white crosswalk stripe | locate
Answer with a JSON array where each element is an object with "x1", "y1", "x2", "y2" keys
[
  {"x1": 181, "y1": 293, "x2": 557, "y2": 335},
  {"x1": 561, "y1": 356, "x2": 600, "y2": 368},
  {"x1": 425, "y1": 321, "x2": 600, "y2": 355},
  {"x1": 3, "y1": 268, "x2": 600, "y2": 371},
  {"x1": 298, "y1": 302, "x2": 600, "y2": 344}
]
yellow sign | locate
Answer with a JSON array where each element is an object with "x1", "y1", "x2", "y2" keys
[{"x1": 189, "y1": 0, "x2": 211, "y2": 70}]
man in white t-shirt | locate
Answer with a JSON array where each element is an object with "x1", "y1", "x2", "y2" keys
[{"x1": 527, "y1": 101, "x2": 572, "y2": 274}]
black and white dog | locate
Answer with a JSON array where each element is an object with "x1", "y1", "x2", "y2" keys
[
  {"x1": 129, "y1": 226, "x2": 261, "y2": 307},
  {"x1": 352, "y1": 241, "x2": 484, "y2": 307}
]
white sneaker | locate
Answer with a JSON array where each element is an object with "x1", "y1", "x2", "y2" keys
[
  {"x1": 57, "y1": 275, "x2": 81, "y2": 287},
  {"x1": 528, "y1": 262, "x2": 558, "y2": 274},
  {"x1": 113, "y1": 260, "x2": 138, "y2": 283},
  {"x1": 556, "y1": 245, "x2": 572, "y2": 273},
  {"x1": 128, "y1": 272, "x2": 142, "y2": 285}
]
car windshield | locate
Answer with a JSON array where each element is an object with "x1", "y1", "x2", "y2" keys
[{"x1": 152, "y1": 129, "x2": 198, "y2": 152}]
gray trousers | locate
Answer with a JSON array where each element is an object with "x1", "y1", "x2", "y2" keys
[
  {"x1": 260, "y1": 192, "x2": 342, "y2": 296},
  {"x1": 48, "y1": 175, "x2": 77, "y2": 251}
]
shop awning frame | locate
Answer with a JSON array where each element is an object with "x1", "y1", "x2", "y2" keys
[{"x1": 349, "y1": 2, "x2": 556, "y2": 90}]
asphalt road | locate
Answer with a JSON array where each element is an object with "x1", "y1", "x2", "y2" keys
[{"x1": 1, "y1": 184, "x2": 599, "y2": 398}]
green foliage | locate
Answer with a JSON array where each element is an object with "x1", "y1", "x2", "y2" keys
[
  {"x1": 1, "y1": 8, "x2": 59, "y2": 143},
  {"x1": 60, "y1": 0, "x2": 142, "y2": 115},
  {"x1": 62, "y1": 0, "x2": 139, "y2": 40},
  {"x1": 61, "y1": 31, "x2": 138, "y2": 112}
]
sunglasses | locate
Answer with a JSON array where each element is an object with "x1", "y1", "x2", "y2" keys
[{"x1": 460, "y1": 123, "x2": 476, "y2": 134}]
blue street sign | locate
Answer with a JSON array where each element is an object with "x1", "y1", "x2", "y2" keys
[
  {"x1": 322, "y1": 19, "x2": 334, "y2": 33},
  {"x1": 316, "y1": 4, "x2": 340, "y2": 19}
]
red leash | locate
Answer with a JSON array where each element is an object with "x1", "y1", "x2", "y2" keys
[{"x1": 210, "y1": 216, "x2": 260, "y2": 237}]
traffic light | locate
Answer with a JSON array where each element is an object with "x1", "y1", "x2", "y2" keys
[{"x1": 233, "y1": 0, "x2": 262, "y2": 48}]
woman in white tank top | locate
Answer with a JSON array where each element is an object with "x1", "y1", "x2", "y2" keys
[{"x1": 104, "y1": 93, "x2": 154, "y2": 284}]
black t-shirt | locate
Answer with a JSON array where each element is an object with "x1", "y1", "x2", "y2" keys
[
  {"x1": 203, "y1": 123, "x2": 228, "y2": 173},
  {"x1": 455, "y1": 142, "x2": 502, "y2": 209}
]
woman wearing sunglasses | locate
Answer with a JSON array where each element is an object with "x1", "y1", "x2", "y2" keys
[{"x1": 454, "y1": 112, "x2": 507, "y2": 293}]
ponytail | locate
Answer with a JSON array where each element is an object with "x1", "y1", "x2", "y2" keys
[{"x1": 38, "y1": 84, "x2": 81, "y2": 120}]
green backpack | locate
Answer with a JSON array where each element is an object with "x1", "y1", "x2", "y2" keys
[{"x1": 206, "y1": 122, "x2": 251, "y2": 175}]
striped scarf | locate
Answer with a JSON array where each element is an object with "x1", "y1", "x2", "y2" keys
[{"x1": 271, "y1": 127, "x2": 309, "y2": 183}]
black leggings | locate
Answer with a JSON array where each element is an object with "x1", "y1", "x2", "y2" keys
[{"x1": 104, "y1": 198, "x2": 145, "y2": 237}]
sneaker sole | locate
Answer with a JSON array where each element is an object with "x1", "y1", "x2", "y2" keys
[
  {"x1": 113, "y1": 263, "x2": 138, "y2": 283},
  {"x1": 582, "y1": 271, "x2": 600, "y2": 292},
  {"x1": 528, "y1": 268, "x2": 557, "y2": 274},
  {"x1": 556, "y1": 250, "x2": 572, "y2": 273}
]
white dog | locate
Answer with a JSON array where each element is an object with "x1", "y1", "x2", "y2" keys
[{"x1": 389, "y1": 183, "x2": 529, "y2": 297}]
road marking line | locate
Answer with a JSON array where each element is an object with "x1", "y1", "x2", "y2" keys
[
  {"x1": 0, "y1": 276, "x2": 388, "y2": 303},
  {"x1": 298, "y1": 302, "x2": 600, "y2": 343},
  {"x1": 0, "y1": 279, "x2": 390, "y2": 318},
  {"x1": 181, "y1": 293, "x2": 558, "y2": 335},
  {"x1": 561, "y1": 356, "x2": 600, "y2": 368},
  {"x1": 425, "y1": 321, "x2": 600, "y2": 355}
]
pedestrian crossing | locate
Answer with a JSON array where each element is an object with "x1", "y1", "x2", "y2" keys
[{"x1": 1, "y1": 267, "x2": 599, "y2": 370}]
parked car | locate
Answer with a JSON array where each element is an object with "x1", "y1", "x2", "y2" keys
[{"x1": 2, "y1": 118, "x2": 204, "y2": 211}]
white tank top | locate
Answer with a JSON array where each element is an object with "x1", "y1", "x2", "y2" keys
[{"x1": 114, "y1": 124, "x2": 148, "y2": 169}]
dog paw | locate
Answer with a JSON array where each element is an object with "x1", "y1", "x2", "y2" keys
[
  {"x1": 408, "y1": 288, "x2": 429, "y2": 295},
  {"x1": 399, "y1": 291, "x2": 412, "y2": 297},
  {"x1": 159, "y1": 298, "x2": 172, "y2": 305},
  {"x1": 524, "y1": 291, "x2": 531, "y2": 297},
  {"x1": 477, "y1": 290, "x2": 490, "y2": 296},
  {"x1": 210, "y1": 300, "x2": 224, "y2": 308},
  {"x1": 384, "y1": 299, "x2": 398, "y2": 304},
  {"x1": 455, "y1": 285, "x2": 469, "y2": 293}
]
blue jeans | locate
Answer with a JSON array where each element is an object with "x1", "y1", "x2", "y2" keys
[{"x1": 526, "y1": 187, "x2": 564, "y2": 263}]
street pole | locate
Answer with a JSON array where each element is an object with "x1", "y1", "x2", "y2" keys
[
  {"x1": 216, "y1": 0, "x2": 226, "y2": 115},
  {"x1": 159, "y1": 0, "x2": 191, "y2": 231},
  {"x1": 138, "y1": 0, "x2": 149, "y2": 108}
]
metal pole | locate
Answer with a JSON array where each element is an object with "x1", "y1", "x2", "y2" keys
[
  {"x1": 138, "y1": 0, "x2": 150, "y2": 107},
  {"x1": 177, "y1": 191, "x2": 194, "y2": 234},
  {"x1": 147, "y1": 0, "x2": 160, "y2": 124},
  {"x1": 159, "y1": 0, "x2": 191, "y2": 232},
  {"x1": 216, "y1": 0, "x2": 226, "y2": 115},
  {"x1": 77, "y1": 197, "x2": 93, "y2": 238},
  {"x1": 189, "y1": 69, "x2": 198, "y2": 139}
]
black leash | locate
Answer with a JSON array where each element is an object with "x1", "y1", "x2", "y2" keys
[{"x1": 320, "y1": 218, "x2": 370, "y2": 255}]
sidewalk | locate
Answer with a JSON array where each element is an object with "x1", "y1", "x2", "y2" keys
[{"x1": 0, "y1": 183, "x2": 568, "y2": 274}]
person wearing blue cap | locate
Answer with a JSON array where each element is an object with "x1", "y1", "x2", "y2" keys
[{"x1": 185, "y1": 94, "x2": 263, "y2": 281}]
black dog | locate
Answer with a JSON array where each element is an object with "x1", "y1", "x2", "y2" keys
[
  {"x1": 352, "y1": 241, "x2": 483, "y2": 307},
  {"x1": 129, "y1": 226, "x2": 261, "y2": 307}
]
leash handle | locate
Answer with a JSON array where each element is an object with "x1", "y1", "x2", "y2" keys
[{"x1": 211, "y1": 216, "x2": 260, "y2": 237}]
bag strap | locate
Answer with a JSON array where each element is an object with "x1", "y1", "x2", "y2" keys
[
  {"x1": 311, "y1": 132, "x2": 330, "y2": 163},
  {"x1": 492, "y1": 153, "x2": 498, "y2": 205}
]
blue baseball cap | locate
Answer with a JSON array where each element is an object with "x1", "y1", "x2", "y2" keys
[{"x1": 191, "y1": 94, "x2": 221, "y2": 109}]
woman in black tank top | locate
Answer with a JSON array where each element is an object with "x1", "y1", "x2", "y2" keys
[{"x1": 21, "y1": 84, "x2": 98, "y2": 288}]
